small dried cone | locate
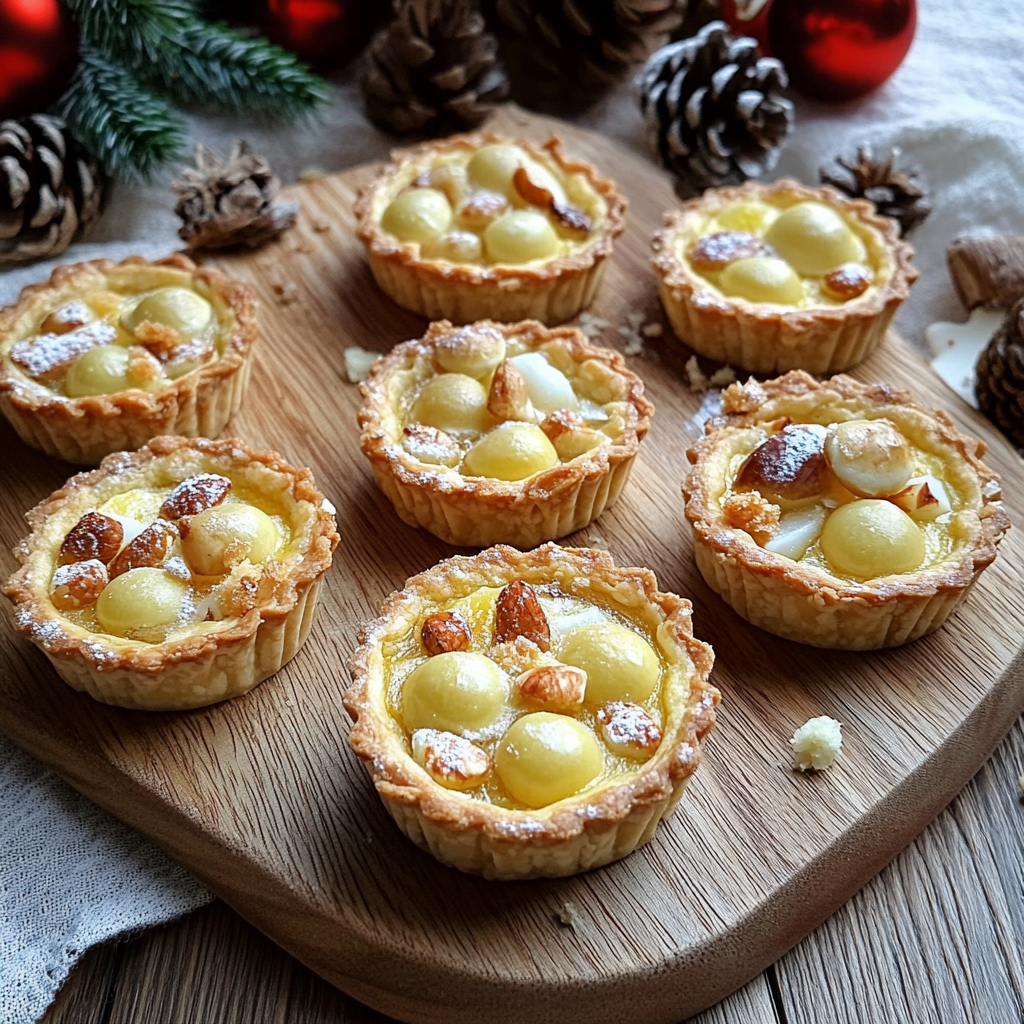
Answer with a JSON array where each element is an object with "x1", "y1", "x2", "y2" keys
[
  {"x1": 363, "y1": 0, "x2": 510, "y2": 135},
  {"x1": 947, "y1": 235, "x2": 1024, "y2": 311},
  {"x1": 820, "y1": 146, "x2": 931, "y2": 237},
  {"x1": 638, "y1": 21, "x2": 794, "y2": 197},
  {"x1": 0, "y1": 114, "x2": 105, "y2": 265},
  {"x1": 976, "y1": 299, "x2": 1024, "y2": 451},
  {"x1": 172, "y1": 142, "x2": 298, "y2": 250}
]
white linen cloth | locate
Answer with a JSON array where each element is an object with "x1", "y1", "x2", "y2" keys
[{"x1": 2, "y1": 4, "x2": 1023, "y2": 1021}]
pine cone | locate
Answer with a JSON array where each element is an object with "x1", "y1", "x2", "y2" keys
[
  {"x1": 0, "y1": 114, "x2": 104, "y2": 266},
  {"x1": 976, "y1": 299, "x2": 1024, "y2": 451},
  {"x1": 639, "y1": 21, "x2": 794, "y2": 196},
  {"x1": 494, "y1": 0, "x2": 685, "y2": 86},
  {"x1": 172, "y1": 142, "x2": 298, "y2": 250},
  {"x1": 363, "y1": 0, "x2": 510, "y2": 135},
  {"x1": 820, "y1": 146, "x2": 931, "y2": 237}
]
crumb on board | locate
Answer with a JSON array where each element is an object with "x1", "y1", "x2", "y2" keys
[
  {"x1": 685, "y1": 354, "x2": 737, "y2": 392},
  {"x1": 272, "y1": 280, "x2": 299, "y2": 305},
  {"x1": 311, "y1": 217, "x2": 331, "y2": 233},
  {"x1": 578, "y1": 312, "x2": 612, "y2": 339},
  {"x1": 791, "y1": 716, "x2": 842, "y2": 771},
  {"x1": 642, "y1": 322, "x2": 663, "y2": 338},
  {"x1": 344, "y1": 346, "x2": 382, "y2": 383},
  {"x1": 587, "y1": 533, "x2": 610, "y2": 551},
  {"x1": 555, "y1": 901, "x2": 578, "y2": 927}
]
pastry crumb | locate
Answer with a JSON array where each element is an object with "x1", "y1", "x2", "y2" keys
[
  {"x1": 578, "y1": 312, "x2": 611, "y2": 339},
  {"x1": 272, "y1": 280, "x2": 299, "y2": 304},
  {"x1": 723, "y1": 491, "x2": 780, "y2": 545},
  {"x1": 587, "y1": 532, "x2": 610, "y2": 550},
  {"x1": 791, "y1": 716, "x2": 842, "y2": 771},
  {"x1": 555, "y1": 901, "x2": 578, "y2": 927},
  {"x1": 686, "y1": 355, "x2": 736, "y2": 391},
  {"x1": 641, "y1": 322, "x2": 663, "y2": 337},
  {"x1": 311, "y1": 216, "x2": 331, "y2": 233},
  {"x1": 344, "y1": 346, "x2": 381, "y2": 383}
]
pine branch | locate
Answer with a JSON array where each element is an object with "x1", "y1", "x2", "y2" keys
[
  {"x1": 55, "y1": 47, "x2": 186, "y2": 179},
  {"x1": 64, "y1": 0, "x2": 198, "y2": 60},
  {"x1": 151, "y1": 22, "x2": 329, "y2": 116}
]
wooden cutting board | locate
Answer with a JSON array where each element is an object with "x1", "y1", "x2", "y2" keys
[{"x1": 2, "y1": 106, "x2": 1022, "y2": 1024}]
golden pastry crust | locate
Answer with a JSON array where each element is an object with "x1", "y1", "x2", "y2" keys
[
  {"x1": 0, "y1": 254, "x2": 257, "y2": 464},
  {"x1": 683, "y1": 372, "x2": 1010, "y2": 649},
  {"x1": 355, "y1": 133, "x2": 627, "y2": 325},
  {"x1": 3, "y1": 435, "x2": 339, "y2": 709},
  {"x1": 345, "y1": 543, "x2": 718, "y2": 880},
  {"x1": 358, "y1": 319, "x2": 653, "y2": 548},
  {"x1": 651, "y1": 179, "x2": 918, "y2": 375}
]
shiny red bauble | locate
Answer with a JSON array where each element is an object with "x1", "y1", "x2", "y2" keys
[
  {"x1": 256, "y1": 0, "x2": 375, "y2": 73},
  {"x1": 767, "y1": 0, "x2": 917, "y2": 101},
  {"x1": 0, "y1": 0, "x2": 80, "y2": 118},
  {"x1": 722, "y1": 0, "x2": 774, "y2": 53}
]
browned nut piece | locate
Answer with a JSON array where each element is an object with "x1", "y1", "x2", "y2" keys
[
  {"x1": 517, "y1": 664, "x2": 587, "y2": 712},
  {"x1": 487, "y1": 360, "x2": 530, "y2": 421},
  {"x1": 722, "y1": 491, "x2": 781, "y2": 545},
  {"x1": 421, "y1": 611, "x2": 472, "y2": 656},
  {"x1": 512, "y1": 166, "x2": 592, "y2": 238},
  {"x1": 550, "y1": 201, "x2": 593, "y2": 238},
  {"x1": 40, "y1": 301, "x2": 91, "y2": 335},
  {"x1": 734, "y1": 424, "x2": 832, "y2": 506},
  {"x1": 689, "y1": 231, "x2": 773, "y2": 272},
  {"x1": 133, "y1": 320, "x2": 183, "y2": 356},
  {"x1": 159, "y1": 473, "x2": 232, "y2": 520},
  {"x1": 108, "y1": 521, "x2": 178, "y2": 578},
  {"x1": 212, "y1": 574, "x2": 259, "y2": 618},
  {"x1": 494, "y1": 580, "x2": 550, "y2": 651},
  {"x1": 596, "y1": 702, "x2": 662, "y2": 760},
  {"x1": 59, "y1": 512, "x2": 124, "y2": 565},
  {"x1": 822, "y1": 263, "x2": 872, "y2": 301},
  {"x1": 411, "y1": 728, "x2": 492, "y2": 791},
  {"x1": 50, "y1": 559, "x2": 108, "y2": 610},
  {"x1": 539, "y1": 408, "x2": 584, "y2": 442},
  {"x1": 10, "y1": 323, "x2": 114, "y2": 383},
  {"x1": 401, "y1": 424, "x2": 462, "y2": 468},
  {"x1": 456, "y1": 190, "x2": 509, "y2": 231}
]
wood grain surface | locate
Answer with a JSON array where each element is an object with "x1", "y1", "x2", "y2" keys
[{"x1": 3, "y1": 106, "x2": 1023, "y2": 1024}]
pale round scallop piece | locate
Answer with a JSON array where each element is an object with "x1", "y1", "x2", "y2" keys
[
  {"x1": 95, "y1": 567, "x2": 189, "y2": 636},
  {"x1": 484, "y1": 210, "x2": 560, "y2": 264},
  {"x1": 720, "y1": 257, "x2": 804, "y2": 305},
  {"x1": 434, "y1": 325, "x2": 506, "y2": 378},
  {"x1": 410, "y1": 373, "x2": 491, "y2": 433},
  {"x1": 123, "y1": 287, "x2": 213, "y2": 337},
  {"x1": 64, "y1": 345, "x2": 131, "y2": 397},
  {"x1": 819, "y1": 499, "x2": 925, "y2": 578},
  {"x1": 764, "y1": 202, "x2": 862, "y2": 277},
  {"x1": 824, "y1": 419, "x2": 914, "y2": 498},
  {"x1": 462, "y1": 422, "x2": 558, "y2": 481},
  {"x1": 402, "y1": 651, "x2": 507, "y2": 735},
  {"x1": 558, "y1": 622, "x2": 660, "y2": 703},
  {"x1": 466, "y1": 143, "x2": 526, "y2": 197},
  {"x1": 381, "y1": 187, "x2": 453, "y2": 244},
  {"x1": 494, "y1": 711, "x2": 603, "y2": 808},
  {"x1": 180, "y1": 503, "x2": 280, "y2": 576}
]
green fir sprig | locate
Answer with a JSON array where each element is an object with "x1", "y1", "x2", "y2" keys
[{"x1": 57, "y1": 0, "x2": 329, "y2": 178}]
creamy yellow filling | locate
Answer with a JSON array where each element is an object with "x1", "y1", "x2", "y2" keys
[
  {"x1": 375, "y1": 143, "x2": 607, "y2": 267},
  {"x1": 3, "y1": 272, "x2": 229, "y2": 398},
  {"x1": 679, "y1": 197, "x2": 891, "y2": 309},
  {"x1": 382, "y1": 584, "x2": 666, "y2": 811},
  {"x1": 56, "y1": 480, "x2": 292, "y2": 644}
]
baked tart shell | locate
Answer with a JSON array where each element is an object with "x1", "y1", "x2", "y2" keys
[
  {"x1": 355, "y1": 133, "x2": 627, "y2": 325},
  {"x1": 0, "y1": 254, "x2": 257, "y2": 465},
  {"x1": 358, "y1": 319, "x2": 653, "y2": 548},
  {"x1": 683, "y1": 372, "x2": 1010, "y2": 649},
  {"x1": 651, "y1": 179, "x2": 918, "y2": 375},
  {"x1": 345, "y1": 543, "x2": 718, "y2": 880},
  {"x1": 3, "y1": 436, "x2": 339, "y2": 710}
]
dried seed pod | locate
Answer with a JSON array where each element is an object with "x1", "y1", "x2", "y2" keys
[
  {"x1": 494, "y1": 580, "x2": 550, "y2": 650},
  {"x1": 59, "y1": 512, "x2": 124, "y2": 565}
]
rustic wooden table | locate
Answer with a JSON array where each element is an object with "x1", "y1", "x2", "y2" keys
[{"x1": 40, "y1": 716, "x2": 1023, "y2": 1024}]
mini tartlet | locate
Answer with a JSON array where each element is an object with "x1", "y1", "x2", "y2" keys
[
  {"x1": 345, "y1": 543, "x2": 718, "y2": 880},
  {"x1": 3, "y1": 435, "x2": 339, "y2": 710},
  {"x1": 354, "y1": 132, "x2": 627, "y2": 325},
  {"x1": 358, "y1": 319, "x2": 653, "y2": 548},
  {"x1": 683, "y1": 372, "x2": 1009, "y2": 649},
  {"x1": 651, "y1": 179, "x2": 918, "y2": 375},
  {"x1": 0, "y1": 254, "x2": 257, "y2": 464}
]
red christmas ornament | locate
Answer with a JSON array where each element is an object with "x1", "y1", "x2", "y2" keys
[
  {"x1": 767, "y1": 0, "x2": 917, "y2": 102},
  {"x1": 256, "y1": 0, "x2": 375, "y2": 73},
  {"x1": 722, "y1": 0, "x2": 774, "y2": 54},
  {"x1": 0, "y1": 0, "x2": 79, "y2": 118}
]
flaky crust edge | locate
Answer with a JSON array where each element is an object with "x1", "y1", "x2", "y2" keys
[
  {"x1": 0, "y1": 254, "x2": 257, "y2": 462},
  {"x1": 2, "y1": 436, "x2": 339, "y2": 697},
  {"x1": 344, "y1": 543, "x2": 718, "y2": 879},
  {"x1": 651, "y1": 179, "x2": 919, "y2": 375},
  {"x1": 682, "y1": 372, "x2": 1010, "y2": 647},
  {"x1": 357, "y1": 319, "x2": 654, "y2": 547}
]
